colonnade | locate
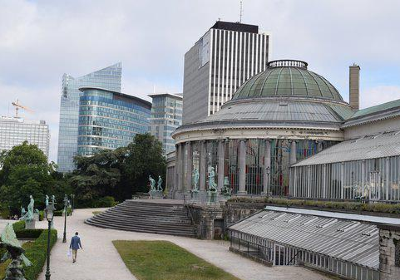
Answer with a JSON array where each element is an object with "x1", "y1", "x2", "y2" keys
[{"x1": 173, "y1": 139, "x2": 298, "y2": 197}]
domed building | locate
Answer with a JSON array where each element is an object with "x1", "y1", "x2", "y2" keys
[{"x1": 170, "y1": 60, "x2": 355, "y2": 197}]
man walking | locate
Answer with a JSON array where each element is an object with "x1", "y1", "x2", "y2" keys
[{"x1": 69, "y1": 232, "x2": 82, "y2": 263}]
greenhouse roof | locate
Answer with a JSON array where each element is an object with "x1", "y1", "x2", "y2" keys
[
  {"x1": 293, "y1": 130, "x2": 400, "y2": 166},
  {"x1": 229, "y1": 207, "x2": 382, "y2": 269}
]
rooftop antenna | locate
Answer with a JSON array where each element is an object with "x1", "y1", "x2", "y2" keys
[{"x1": 239, "y1": 1, "x2": 243, "y2": 23}]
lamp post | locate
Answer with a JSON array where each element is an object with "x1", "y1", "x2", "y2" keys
[
  {"x1": 45, "y1": 202, "x2": 55, "y2": 280},
  {"x1": 62, "y1": 194, "x2": 68, "y2": 243}
]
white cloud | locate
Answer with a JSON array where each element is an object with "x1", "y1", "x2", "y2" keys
[
  {"x1": 361, "y1": 86, "x2": 400, "y2": 109},
  {"x1": 0, "y1": 0, "x2": 399, "y2": 163}
]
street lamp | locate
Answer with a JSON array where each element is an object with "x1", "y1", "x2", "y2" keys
[
  {"x1": 45, "y1": 202, "x2": 55, "y2": 280},
  {"x1": 62, "y1": 194, "x2": 68, "y2": 243}
]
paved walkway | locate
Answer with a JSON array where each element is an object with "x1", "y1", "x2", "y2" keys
[{"x1": 34, "y1": 209, "x2": 329, "y2": 280}]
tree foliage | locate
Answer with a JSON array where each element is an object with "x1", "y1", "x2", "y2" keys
[
  {"x1": 0, "y1": 142, "x2": 68, "y2": 214},
  {"x1": 71, "y1": 133, "x2": 166, "y2": 206}
]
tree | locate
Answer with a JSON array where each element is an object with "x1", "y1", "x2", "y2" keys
[
  {"x1": 122, "y1": 133, "x2": 166, "y2": 195},
  {"x1": 0, "y1": 142, "x2": 55, "y2": 214},
  {"x1": 69, "y1": 133, "x2": 167, "y2": 205}
]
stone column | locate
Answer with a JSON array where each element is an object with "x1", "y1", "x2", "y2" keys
[
  {"x1": 217, "y1": 140, "x2": 225, "y2": 192},
  {"x1": 199, "y1": 141, "x2": 207, "y2": 192},
  {"x1": 185, "y1": 142, "x2": 193, "y2": 192},
  {"x1": 341, "y1": 162, "x2": 345, "y2": 199},
  {"x1": 177, "y1": 143, "x2": 183, "y2": 191},
  {"x1": 322, "y1": 164, "x2": 327, "y2": 199},
  {"x1": 238, "y1": 139, "x2": 247, "y2": 195},
  {"x1": 173, "y1": 144, "x2": 179, "y2": 195},
  {"x1": 289, "y1": 140, "x2": 297, "y2": 166},
  {"x1": 386, "y1": 157, "x2": 390, "y2": 201},
  {"x1": 361, "y1": 160, "x2": 366, "y2": 198},
  {"x1": 262, "y1": 139, "x2": 271, "y2": 196}
]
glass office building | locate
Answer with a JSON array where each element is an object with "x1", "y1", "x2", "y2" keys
[
  {"x1": 0, "y1": 116, "x2": 50, "y2": 157},
  {"x1": 149, "y1": 93, "x2": 183, "y2": 155},
  {"x1": 77, "y1": 87, "x2": 151, "y2": 156},
  {"x1": 57, "y1": 63, "x2": 122, "y2": 172}
]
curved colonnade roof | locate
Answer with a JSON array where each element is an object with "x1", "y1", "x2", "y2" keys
[{"x1": 175, "y1": 60, "x2": 355, "y2": 136}]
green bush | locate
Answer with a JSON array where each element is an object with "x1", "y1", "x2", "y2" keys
[
  {"x1": 38, "y1": 211, "x2": 44, "y2": 221},
  {"x1": 12, "y1": 220, "x2": 25, "y2": 232},
  {"x1": 15, "y1": 229, "x2": 43, "y2": 239},
  {"x1": 54, "y1": 208, "x2": 72, "y2": 216},
  {"x1": 0, "y1": 208, "x2": 10, "y2": 219},
  {"x1": 77, "y1": 196, "x2": 118, "y2": 208}
]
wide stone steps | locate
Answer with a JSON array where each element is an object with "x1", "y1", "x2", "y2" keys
[{"x1": 85, "y1": 199, "x2": 196, "y2": 237}]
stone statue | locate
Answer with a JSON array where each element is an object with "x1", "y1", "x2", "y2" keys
[
  {"x1": 0, "y1": 224, "x2": 31, "y2": 280},
  {"x1": 222, "y1": 176, "x2": 231, "y2": 197},
  {"x1": 20, "y1": 207, "x2": 26, "y2": 219},
  {"x1": 157, "y1": 176, "x2": 163, "y2": 191},
  {"x1": 207, "y1": 166, "x2": 217, "y2": 192},
  {"x1": 149, "y1": 175, "x2": 156, "y2": 192},
  {"x1": 51, "y1": 195, "x2": 56, "y2": 205},
  {"x1": 45, "y1": 195, "x2": 49, "y2": 207},
  {"x1": 192, "y1": 169, "x2": 199, "y2": 192},
  {"x1": 20, "y1": 196, "x2": 34, "y2": 222}
]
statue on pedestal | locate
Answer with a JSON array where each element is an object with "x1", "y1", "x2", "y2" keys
[
  {"x1": 20, "y1": 196, "x2": 34, "y2": 222},
  {"x1": 207, "y1": 166, "x2": 218, "y2": 204},
  {"x1": 0, "y1": 224, "x2": 31, "y2": 280},
  {"x1": 192, "y1": 169, "x2": 199, "y2": 192},
  {"x1": 157, "y1": 176, "x2": 163, "y2": 192},
  {"x1": 149, "y1": 175, "x2": 156, "y2": 192},
  {"x1": 45, "y1": 195, "x2": 49, "y2": 207}
]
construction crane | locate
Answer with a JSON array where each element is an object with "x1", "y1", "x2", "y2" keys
[{"x1": 11, "y1": 100, "x2": 33, "y2": 118}]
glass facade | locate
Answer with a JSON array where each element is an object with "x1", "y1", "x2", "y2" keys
[
  {"x1": 57, "y1": 63, "x2": 122, "y2": 172},
  {"x1": 0, "y1": 117, "x2": 50, "y2": 157},
  {"x1": 178, "y1": 139, "x2": 336, "y2": 196},
  {"x1": 149, "y1": 94, "x2": 182, "y2": 155},
  {"x1": 291, "y1": 156, "x2": 400, "y2": 201},
  {"x1": 78, "y1": 88, "x2": 151, "y2": 156}
]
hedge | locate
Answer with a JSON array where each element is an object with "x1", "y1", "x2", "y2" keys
[
  {"x1": 54, "y1": 208, "x2": 72, "y2": 217},
  {"x1": 0, "y1": 223, "x2": 58, "y2": 280},
  {"x1": 228, "y1": 197, "x2": 400, "y2": 214}
]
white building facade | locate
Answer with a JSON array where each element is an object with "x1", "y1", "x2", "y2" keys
[
  {"x1": 182, "y1": 21, "x2": 269, "y2": 124},
  {"x1": 0, "y1": 116, "x2": 50, "y2": 157}
]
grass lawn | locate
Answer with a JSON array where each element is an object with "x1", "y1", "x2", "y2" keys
[{"x1": 113, "y1": 240, "x2": 241, "y2": 280}]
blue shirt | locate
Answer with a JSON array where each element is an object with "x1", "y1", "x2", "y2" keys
[{"x1": 70, "y1": 236, "x2": 82, "y2": 250}]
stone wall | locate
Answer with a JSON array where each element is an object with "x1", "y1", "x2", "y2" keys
[
  {"x1": 188, "y1": 203, "x2": 224, "y2": 240},
  {"x1": 224, "y1": 201, "x2": 266, "y2": 227},
  {"x1": 379, "y1": 224, "x2": 400, "y2": 280}
]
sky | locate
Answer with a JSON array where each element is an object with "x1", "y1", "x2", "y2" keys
[{"x1": 1, "y1": 0, "x2": 400, "y2": 163}]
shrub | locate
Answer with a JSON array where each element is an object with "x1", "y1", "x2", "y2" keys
[
  {"x1": 12, "y1": 220, "x2": 25, "y2": 232},
  {"x1": 54, "y1": 208, "x2": 72, "y2": 216},
  {"x1": 15, "y1": 229, "x2": 43, "y2": 239}
]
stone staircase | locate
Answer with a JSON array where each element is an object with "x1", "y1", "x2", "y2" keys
[{"x1": 85, "y1": 199, "x2": 196, "y2": 237}]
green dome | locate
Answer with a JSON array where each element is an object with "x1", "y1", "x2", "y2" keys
[{"x1": 233, "y1": 60, "x2": 343, "y2": 102}]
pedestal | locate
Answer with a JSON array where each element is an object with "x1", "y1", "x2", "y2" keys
[
  {"x1": 149, "y1": 190, "x2": 163, "y2": 199},
  {"x1": 34, "y1": 213, "x2": 39, "y2": 221},
  {"x1": 25, "y1": 220, "x2": 35, "y2": 229},
  {"x1": 236, "y1": 191, "x2": 247, "y2": 196},
  {"x1": 191, "y1": 191, "x2": 199, "y2": 202},
  {"x1": 207, "y1": 191, "x2": 218, "y2": 205}
]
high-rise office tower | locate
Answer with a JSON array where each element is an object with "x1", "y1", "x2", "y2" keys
[
  {"x1": 182, "y1": 21, "x2": 269, "y2": 124},
  {"x1": 77, "y1": 87, "x2": 151, "y2": 156},
  {"x1": 57, "y1": 63, "x2": 122, "y2": 172},
  {"x1": 149, "y1": 93, "x2": 183, "y2": 155},
  {"x1": 0, "y1": 116, "x2": 50, "y2": 157}
]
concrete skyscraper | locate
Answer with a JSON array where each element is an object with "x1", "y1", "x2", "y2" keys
[
  {"x1": 182, "y1": 21, "x2": 269, "y2": 124},
  {"x1": 57, "y1": 63, "x2": 122, "y2": 172}
]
